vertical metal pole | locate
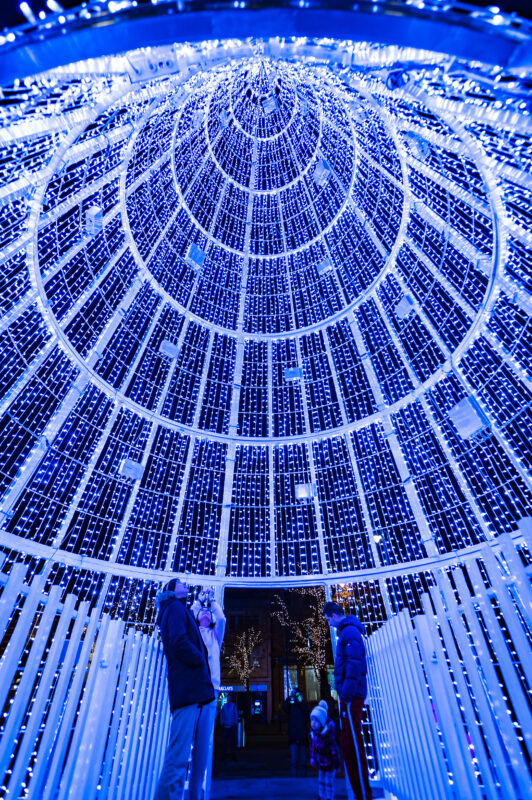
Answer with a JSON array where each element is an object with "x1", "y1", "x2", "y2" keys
[
  {"x1": 55, "y1": 614, "x2": 112, "y2": 800},
  {"x1": 137, "y1": 637, "x2": 167, "y2": 799},
  {"x1": 374, "y1": 617, "x2": 416, "y2": 800},
  {"x1": 0, "y1": 571, "x2": 47, "y2": 719},
  {"x1": 121, "y1": 633, "x2": 151, "y2": 799}
]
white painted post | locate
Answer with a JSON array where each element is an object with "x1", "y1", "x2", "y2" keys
[
  {"x1": 0, "y1": 572, "x2": 47, "y2": 719},
  {"x1": 99, "y1": 629, "x2": 139, "y2": 798},
  {"x1": 8, "y1": 592, "x2": 78, "y2": 795},
  {"x1": 41, "y1": 608, "x2": 101, "y2": 800},
  {"x1": 414, "y1": 607, "x2": 482, "y2": 800},
  {"x1": 454, "y1": 565, "x2": 532, "y2": 797},
  {"x1": 124, "y1": 633, "x2": 155, "y2": 798},
  {"x1": 152, "y1": 665, "x2": 172, "y2": 797},
  {"x1": 375, "y1": 616, "x2": 419, "y2": 799},
  {"x1": 28, "y1": 599, "x2": 91, "y2": 800},
  {"x1": 428, "y1": 585, "x2": 501, "y2": 800},
  {"x1": 136, "y1": 637, "x2": 167, "y2": 798},
  {"x1": 0, "y1": 584, "x2": 62, "y2": 781},
  {"x1": 396, "y1": 611, "x2": 450, "y2": 800},
  {"x1": 70, "y1": 617, "x2": 124, "y2": 800},
  {"x1": 57, "y1": 616, "x2": 123, "y2": 800},
  {"x1": 0, "y1": 562, "x2": 27, "y2": 637}
]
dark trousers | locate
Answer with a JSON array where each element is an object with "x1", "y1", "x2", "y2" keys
[
  {"x1": 339, "y1": 697, "x2": 372, "y2": 800},
  {"x1": 221, "y1": 724, "x2": 237, "y2": 760},
  {"x1": 289, "y1": 740, "x2": 307, "y2": 777}
]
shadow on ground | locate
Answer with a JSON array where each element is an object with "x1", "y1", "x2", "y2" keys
[{"x1": 210, "y1": 723, "x2": 383, "y2": 799}]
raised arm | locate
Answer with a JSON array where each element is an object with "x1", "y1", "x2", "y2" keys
[{"x1": 210, "y1": 600, "x2": 227, "y2": 645}]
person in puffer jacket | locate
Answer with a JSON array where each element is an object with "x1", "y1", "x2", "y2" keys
[
  {"x1": 323, "y1": 601, "x2": 372, "y2": 800},
  {"x1": 153, "y1": 578, "x2": 214, "y2": 800},
  {"x1": 309, "y1": 699, "x2": 340, "y2": 800}
]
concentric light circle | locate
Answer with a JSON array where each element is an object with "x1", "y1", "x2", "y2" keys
[{"x1": 3, "y1": 33, "x2": 528, "y2": 586}]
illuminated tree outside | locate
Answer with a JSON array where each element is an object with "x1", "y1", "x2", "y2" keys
[
  {"x1": 271, "y1": 587, "x2": 333, "y2": 700},
  {"x1": 225, "y1": 628, "x2": 263, "y2": 689}
]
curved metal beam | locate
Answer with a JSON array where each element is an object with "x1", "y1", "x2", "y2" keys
[{"x1": 1, "y1": 2, "x2": 530, "y2": 85}]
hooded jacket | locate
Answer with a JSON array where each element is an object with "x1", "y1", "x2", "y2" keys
[
  {"x1": 156, "y1": 590, "x2": 214, "y2": 711},
  {"x1": 309, "y1": 718, "x2": 340, "y2": 771},
  {"x1": 334, "y1": 615, "x2": 367, "y2": 702}
]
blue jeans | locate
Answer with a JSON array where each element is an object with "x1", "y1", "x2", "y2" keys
[
  {"x1": 154, "y1": 702, "x2": 213, "y2": 800},
  {"x1": 188, "y1": 698, "x2": 217, "y2": 800}
]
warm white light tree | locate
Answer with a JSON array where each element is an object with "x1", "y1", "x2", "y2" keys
[
  {"x1": 226, "y1": 627, "x2": 263, "y2": 689},
  {"x1": 271, "y1": 587, "x2": 331, "y2": 697}
]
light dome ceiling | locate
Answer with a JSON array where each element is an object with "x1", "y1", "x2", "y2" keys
[{"x1": 0, "y1": 21, "x2": 531, "y2": 590}]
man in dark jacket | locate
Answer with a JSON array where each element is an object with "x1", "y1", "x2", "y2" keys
[
  {"x1": 323, "y1": 601, "x2": 371, "y2": 800},
  {"x1": 220, "y1": 693, "x2": 239, "y2": 761},
  {"x1": 282, "y1": 688, "x2": 309, "y2": 777},
  {"x1": 154, "y1": 578, "x2": 214, "y2": 800}
]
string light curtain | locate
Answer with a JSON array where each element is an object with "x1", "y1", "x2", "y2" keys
[{"x1": 0, "y1": 7, "x2": 530, "y2": 635}]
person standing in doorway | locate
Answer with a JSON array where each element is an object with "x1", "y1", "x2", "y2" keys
[
  {"x1": 153, "y1": 578, "x2": 214, "y2": 800},
  {"x1": 220, "y1": 693, "x2": 239, "y2": 761},
  {"x1": 189, "y1": 589, "x2": 226, "y2": 797},
  {"x1": 322, "y1": 601, "x2": 372, "y2": 800},
  {"x1": 283, "y1": 687, "x2": 309, "y2": 777}
]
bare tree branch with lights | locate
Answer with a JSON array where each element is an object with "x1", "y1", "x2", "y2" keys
[
  {"x1": 271, "y1": 587, "x2": 332, "y2": 701},
  {"x1": 226, "y1": 627, "x2": 263, "y2": 689}
]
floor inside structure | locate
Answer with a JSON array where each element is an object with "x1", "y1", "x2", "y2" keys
[{"x1": 210, "y1": 724, "x2": 383, "y2": 799}]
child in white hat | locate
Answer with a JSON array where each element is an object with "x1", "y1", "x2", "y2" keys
[{"x1": 309, "y1": 699, "x2": 340, "y2": 800}]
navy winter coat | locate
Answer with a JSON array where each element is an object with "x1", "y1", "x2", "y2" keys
[
  {"x1": 334, "y1": 615, "x2": 367, "y2": 702},
  {"x1": 283, "y1": 696, "x2": 309, "y2": 743},
  {"x1": 157, "y1": 592, "x2": 214, "y2": 711}
]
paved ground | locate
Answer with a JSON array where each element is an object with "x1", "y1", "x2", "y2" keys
[
  {"x1": 211, "y1": 775, "x2": 353, "y2": 799},
  {"x1": 210, "y1": 726, "x2": 383, "y2": 799}
]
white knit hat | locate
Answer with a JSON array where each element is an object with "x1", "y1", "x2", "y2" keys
[{"x1": 310, "y1": 699, "x2": 328, "y2": 728}]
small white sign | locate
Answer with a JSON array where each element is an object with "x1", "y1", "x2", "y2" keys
[
  {"x1": 313, "y1": 159, "x2": 332, "y2": 188},
  {"x1": 449, "y1": 397, "x2": 489, "y2": 439},
  {"x1": 395, "y1": 295, "x2": 415, "y2": 320},
  {"x1": 186, "y1": 243, "x2": 205, "y2": 270},
  {"x1": 119, "y1": 459, "x2": 144, "y2": 481},
  {"x1": 262, "y1": 96, "x2": 278, "y2": 115},
  {"x1": 220, "y1": 108, "x2": 229, "y2": 128},
  {"x1": 159, "y1": 340, "x2": 180, "y2": 359},
  {"x1": 295, "y1": 483, "x2": 315, "y2": 501},
  {"x1": 317, "y1": 257, "x2": 333, "y2": 275},
  {"x1": 284, "y1": 367, "x2": 303, "y2": 381},
  {"x1": 85, "y1": 206, "x2": 103, "y2": 236}
]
